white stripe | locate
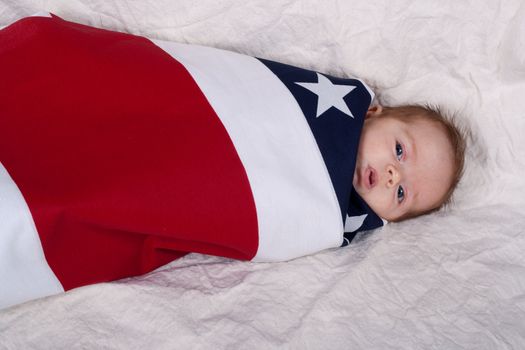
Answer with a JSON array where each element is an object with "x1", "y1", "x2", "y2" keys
[
  {"x1": 0, "y1": 163, "x2": 63, "y2": 310},
  {"x1": 152, "y1": 40, "x2": 345, "y2": 261}
]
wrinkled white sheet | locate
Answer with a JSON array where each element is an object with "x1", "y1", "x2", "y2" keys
[{"x1": 1, "y1": 0, "x2": 525, "y2": 349}]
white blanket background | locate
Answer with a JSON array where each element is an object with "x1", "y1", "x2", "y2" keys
[{"x1": 1, "y1": 1, "x2": 524, "y2": 349}]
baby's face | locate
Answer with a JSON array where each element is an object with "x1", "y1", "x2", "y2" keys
[{"x1": 353, "y1": 112, "x2": 454, "y2": 221}]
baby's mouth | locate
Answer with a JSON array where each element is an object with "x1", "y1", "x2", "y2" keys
[{"x1": 365, "y1": 166, "x2": 377, "y2": 190}]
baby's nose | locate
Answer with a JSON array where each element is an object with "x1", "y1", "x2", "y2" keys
[{"x1": 386, "y1": 164, "x2": 400, "y2": 188}]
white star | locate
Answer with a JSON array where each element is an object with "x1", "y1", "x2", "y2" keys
[
  {"x1": 344, "y1": 213, "x2": 367, "y2": 233},
  {"x1": 295, "y1": 73, "x2": 356, "y2": 118}
]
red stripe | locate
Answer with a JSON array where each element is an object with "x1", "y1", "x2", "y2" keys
[{"x1": 0, "y1": 16, "x2": 258, "y2": 289}]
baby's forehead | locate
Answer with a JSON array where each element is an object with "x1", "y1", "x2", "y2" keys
[
  {"x1": 412, "y1": 122, "x2": 456, "y2": 199},
  {"x1": 397, "y1": 115, "x2": 450, "y2": 138},
  {"x1": 387, "y1": 112, "x2": 434, "y2": 125}
]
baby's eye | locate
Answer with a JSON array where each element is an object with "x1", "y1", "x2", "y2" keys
[
  {"x1": 395, "y1": 142, "x2": 403, "y2": 161},
  {"x1": 397, "y1": 186, "x2": 405, "y2": 202}
]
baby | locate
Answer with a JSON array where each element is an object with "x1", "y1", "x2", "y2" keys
[
  {"x1": 355, "y1": 104, "x2": 465, "y2": 222},
  {"x1": 0, "y1": 13, "x2": 467, "y2": 309}
]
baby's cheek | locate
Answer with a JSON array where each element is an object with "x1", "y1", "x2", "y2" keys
[{"x1": 368, "y1": 190, "x2": 393, "y2": 219}]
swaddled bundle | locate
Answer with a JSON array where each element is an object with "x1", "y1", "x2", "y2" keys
[{"x1": 0, "y1": 14, "x2": 382, "y2": 308}]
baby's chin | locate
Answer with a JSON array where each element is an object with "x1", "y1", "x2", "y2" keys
[
  {"x1": 352, "y1": 164, "x2": 369, "y2": 196},
  {"x1": 352, "y1": 160, "x2": 364, "y2": 190},
  {"x1": 352, "y1": 171, "x2": 359, "y2": 189}
]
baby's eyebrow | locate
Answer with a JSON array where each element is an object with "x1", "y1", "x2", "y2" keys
[
  {"x1": 405, "y1": 129, "x2": 417, "y2": 162},
  {"x1": 411, "y1": 189, "x2": 420, "y2": 208}
]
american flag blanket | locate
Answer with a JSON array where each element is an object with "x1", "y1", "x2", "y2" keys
[{"x1": 0, "y1": 14, "x2": 383, "y2": 308}]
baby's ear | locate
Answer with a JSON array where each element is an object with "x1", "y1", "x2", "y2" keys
[{"x1": 366, "y1": 105, "x2": 383, "y2": 119}]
